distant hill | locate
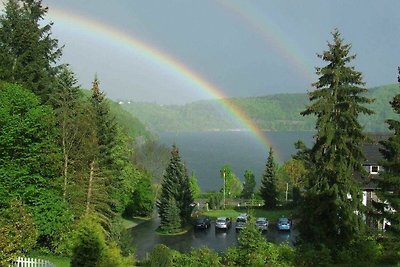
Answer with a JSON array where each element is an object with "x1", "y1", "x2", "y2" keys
[
  {"x1": 81, "y1": 89, "x2": 152, "y2": 140},
  {"x1": 120, "y1": 84, "x2": 400, "y2": 133}
]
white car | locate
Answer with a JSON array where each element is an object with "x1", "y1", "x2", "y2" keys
[{"x1": 215, "y1": 217, "x2": 231, "y2": 229}]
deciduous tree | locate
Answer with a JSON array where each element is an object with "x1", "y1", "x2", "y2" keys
[
  {"x1": 241, "y1": 170, "x2": 256, "y2": 199},
  {"x1": 220, "y1": 165, "x2": 243, "y2": 200}
]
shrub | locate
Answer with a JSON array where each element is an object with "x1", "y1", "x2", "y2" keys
[
  {"x1": 70, "y1": 217, "x2": 106, "y2": 267},
  {"x1": 0, "y1": 199, "x2": 38, "y2": 266},
  {"x1": 146, "y1": 244, "x2": 180, "y2": 267},
  {"x1": 336, "y1": 236, "x2": 383, "y2": 266},
  {"x1": 99, "y1": 242, "x2": 134, "y2": 267},
  {"x1": 176, "y1": 247, "x2": 221, "y2": 267},
  {"x1": 296, "y1": 243, "x2": 332, "y2": 267}
]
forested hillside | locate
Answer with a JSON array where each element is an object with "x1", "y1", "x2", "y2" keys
[
  {"x1": 121, "y1": 84, "x2": 399, "y2": 133},
  {"x1": 0, "y1": 2, "x2": 156, "y2": 265}
]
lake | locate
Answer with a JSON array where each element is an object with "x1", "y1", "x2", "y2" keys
[{"x1": 159, "y1": 131, "x2": 314, "y2": 192}]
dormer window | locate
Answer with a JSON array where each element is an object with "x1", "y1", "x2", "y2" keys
[{"x1": 370, "y1": 165, "x2": 379, "y2": 174}]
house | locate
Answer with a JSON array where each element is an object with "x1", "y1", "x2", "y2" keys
[{"x1": 356, "y1": 133, "x2": 392, "y2": 230}]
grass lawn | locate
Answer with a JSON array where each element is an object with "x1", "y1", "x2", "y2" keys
[
  {"x1": 121, "y1": 216, "x2": 151, "y2": 229},
  {"x1": 28, "y1": 252, "x2": 70, "y2": 267},
  {"x1": 203, "y1": 206, "x2": 293, "y2": 224}
]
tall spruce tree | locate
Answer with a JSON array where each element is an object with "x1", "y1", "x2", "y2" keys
[
  {"x1": 90, "y1": 76, "x2": 117, "y2": 168},
  {"x1": 157, "y1": 145, "x2": 193, "y2": 230},
  {"x1": 260, "y1": 147, "x2": 278, "y2": 208},
  {"x1": 85, "y1": 77, "x2": 118, "y2": 226},
  {"x1": 377, "y1": 68, "x2": 400, "y2": 238},
  {"x1": 297, "y1": 30, "x2": 374, "y2": 253},
  {"x1": 0, "y1": 0, "x2": 63, "y2": 103}
]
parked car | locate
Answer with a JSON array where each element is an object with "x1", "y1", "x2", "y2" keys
[
  {"x1": 215, "y1": 217, "x2": 231, "y2": 230},
  {"x1": 235, "y1": 213, "x2": 248, "y2": 231},
  {"x1": 194, "y1": 216, "x2": 211, "y2": 229},
  {"x1": 255, "y1": 217, "x2": 269, "y2": 231},
  {"x1": 277, "y1": 217, "x2": 291, "y2": 231}
]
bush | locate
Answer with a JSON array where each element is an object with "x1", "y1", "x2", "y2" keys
[
  {"x1": 296, "y1": 243, "x2": 333, "y2": 267},
  {"x1": 99, "y1": 242, "x2": 134, "y2": 267},
  {"x1": 71, "y1": 217, "x2": 106, "y2": 267},
  {"x1": 336, "y1": 236, "x2": 383, "y2": 266},
  {"x1": 145, "y1": 244, "x2": 180, "y2": 267},
  {"x1": 175, "y1": 247, "x2": 221, "y2": 267},
  {"x1": 0, "y1": 199, "x2": 38, "y2": 266},
  {"x1": 207, "y1": 193, "x2": 223, "y2": 210}
]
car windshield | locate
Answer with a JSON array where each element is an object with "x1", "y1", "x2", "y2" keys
[
  {"x1": 236, "y1": 217, "x2": 246, "y2": 223},
  {"x1": 279, "y1": 218, "x2": 289, "y2": 224},
  {"x1": 216, "y1": 219, "x2": 226, "y2": 223},
  {"x1": 256, "y1": 219, "x2": 266, "y2": 224}
]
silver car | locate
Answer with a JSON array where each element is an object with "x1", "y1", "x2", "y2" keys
[
  {"x1": 255, "y1": 217, "x2": 269, "y2": 231},
  {"x1": 215, "y1": 217, "x2": 231, "y2": 229}
]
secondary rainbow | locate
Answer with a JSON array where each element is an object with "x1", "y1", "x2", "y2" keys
[
  {"x1": 47, "y1": 7, "x2": 281, "y2": 160},
  {"x1": 217, "y1": 0, "x2": 315, "y2": 84}
]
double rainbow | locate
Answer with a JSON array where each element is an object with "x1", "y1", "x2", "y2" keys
[{"x1": 45, "y1": 4, "x2": 314, "y2": 162}]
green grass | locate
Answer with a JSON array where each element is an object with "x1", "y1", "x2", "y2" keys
[
  {"x1": 121, "y1": 216, "x2": 151, "y2": 229},
  {"x1": 203, "y1": 206, "x2": 293, "y2": 224},
  {"x1": 28, "y1": 252, "x2": 70, "y2": 267}
]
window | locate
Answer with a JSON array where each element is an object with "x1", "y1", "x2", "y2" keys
[{"x1": 370, "y1": 165, "x2": 379, "y2": 174}]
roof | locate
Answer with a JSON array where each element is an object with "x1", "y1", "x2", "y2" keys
[{"x1": 362, "y1": 133, "x2": 391, "y2": 164}]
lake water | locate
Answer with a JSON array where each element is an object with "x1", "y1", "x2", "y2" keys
[{"x1": 159, "y1": 131, "x2": 313, "y2": 192}]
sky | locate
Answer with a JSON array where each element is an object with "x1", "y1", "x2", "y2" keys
[{"x1": 37, "y1": 0, "x2": 400, "y2": 104}]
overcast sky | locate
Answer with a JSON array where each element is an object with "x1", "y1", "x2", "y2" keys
[{"x1": 39, "y1": 0, "x2": 400, "y2": 104}]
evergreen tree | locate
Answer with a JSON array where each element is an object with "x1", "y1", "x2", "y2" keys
[
  {"x1": 52, "y1": 65, "x2": 82, "y2": 200},
  {"x1": 260, "y1": 147, "x2": 278, "y2": 208},
  {"x1": 159, "y1": 197, "x2": 181, "y2": 233},
  {"x1": 241, "y1": 170, "x2": 256, "y2": 199},
  {"x1": 84, "y1": 77, "x2": 118, "y2": 228},
  {"x1": 377, "y1": 68, "x2": 400, "y2": 238},
  {"x1": 90, "y1": 76, "x2": 117, "y2": 168},
  {"x1": 157, "y1": 145, "x2": 193, "y2": 229},
  {"x1": 0, "y1": 0, "x2": 63, "y2": 103},
  {"x1": 297, "y1": 30, "x2": 374, "y2": 254}
]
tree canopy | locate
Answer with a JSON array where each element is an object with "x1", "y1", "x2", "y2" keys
[{"x1": 297, "y1": 29, "x2": 374, "y2": 256}]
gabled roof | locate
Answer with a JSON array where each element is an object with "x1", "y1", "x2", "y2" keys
[{"x1": 362, "y1": 133, "x2": 391, "y2": 165}]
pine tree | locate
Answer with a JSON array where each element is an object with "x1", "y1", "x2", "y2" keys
[
  {"x1": 0, "y1": 0, "x2": 63, "y2": 103},
  {"x1": 260, "y1": 147, "x2": 278, "y2": 208},
  {"x1": 84, "y1": 77, "x2": 118, "y2": 228},
  {"x1": 157, "y1": 145, "x2": 194, "y2": 229},
  {"x1": 159, "y1": 197, "x2": 181, "y2": 233},
  {"x1": 377, "y1": 68, "x2": 400, "y2": 238},
  {"x1": 90, "y1": 76, "x2": 117, "y2": 168},
  {"x1": 297, "y1": 29, "x2": 374, "y2": 253}
]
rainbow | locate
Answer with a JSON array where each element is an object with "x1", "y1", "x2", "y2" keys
[
  {"x1": 46, "y1": 6, "x2": 283, "y2": 160},
  {"x1": 217, "y1": 0, "x2": 315, "y2": 83}
]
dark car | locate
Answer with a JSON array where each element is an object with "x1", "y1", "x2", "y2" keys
[{"x1": 194, "y1": 216, "x2": 211, "y2": 229}]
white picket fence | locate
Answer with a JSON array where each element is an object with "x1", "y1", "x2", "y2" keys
[{"x1": 10, "y1": 257, "x2": 55, "y2": 267}]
